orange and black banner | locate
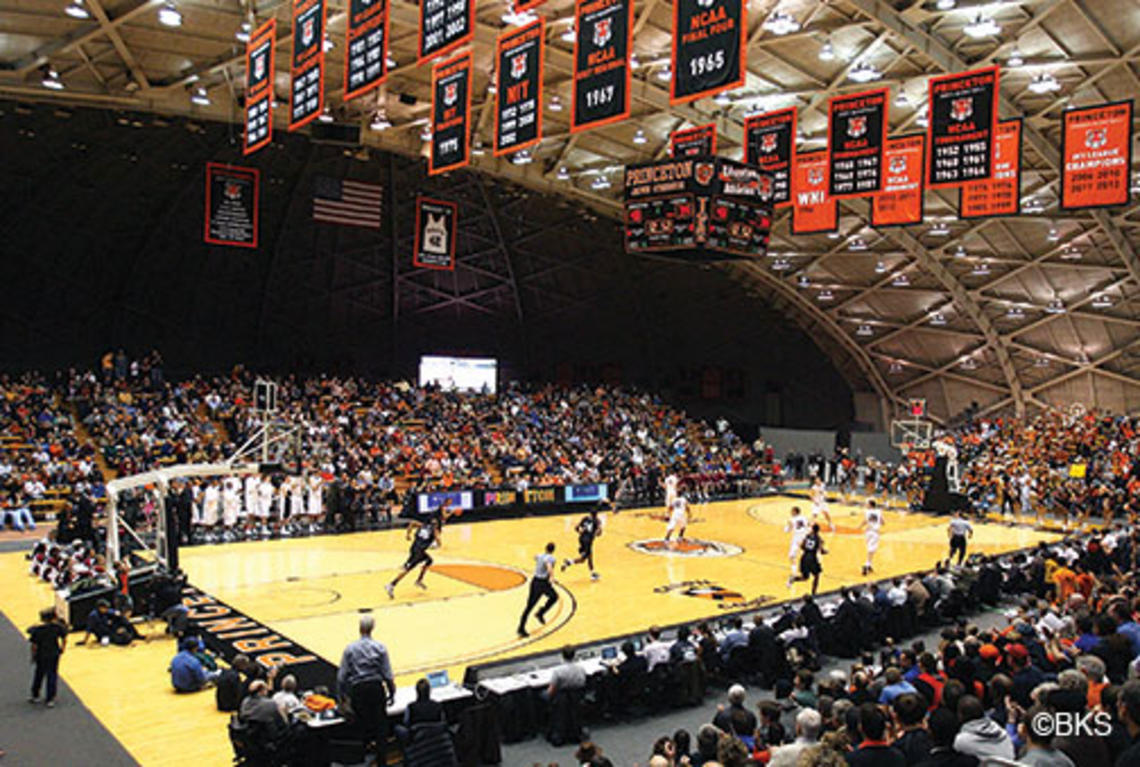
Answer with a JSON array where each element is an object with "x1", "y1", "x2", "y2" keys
[
  {"x1": 494, "y1": 19, "x2": 544, "y2": 156},
  {"x1": 571, "y1": 0, "x2": 632, "y2": 133},
  {"x1": 828, "y1": 88, "x2": 888, "y2": 198},
  {"x1": 515, "y1": 0, "x2": 545, "y2": 11},
  {"x1": 1061, "y1": 100, "x2": 1134, "y2": 211},
  {"x1": 670, "y1": 123, "x2": 716, "y2": 157},
  {"x1": 959, "y1": 119, "x2": 1022, "y2": 219},
  {"x1": 926, "y1": 65, "x2": 1000, "y2": 188},
  {"x1": 414, "y1": 196, "x2": 458, "y2": 270},
  {"x1": 671, "y1": 0, "x2": 745, "y2": 104},
  {"x1": 243, "y1": 19, "x2": 275, "y2": 155},
  {"x1": 204, "y1": 163, "x2": 259, "y2": 249},
  {"x1": 744, "y1": 108, "x2": 796, "y2": 207},
  {"x1": 288, "y1": 0, "x2": 326, "y2": 131},
  {"x1": 344, "y1": 0, "x2": 388, "y2": 101},
  {"x1": 418, "y1": 0, "x2": 473, "y2": 63},
  {"x1": 430, "y1": 52, "x2": 471, "y2": 175},
  {"x1": 872, "y1": 133, "x2": 925, "y2": 228},
  {"x1": 791, "y1": 150, "x2": 838, "y2": 235}
]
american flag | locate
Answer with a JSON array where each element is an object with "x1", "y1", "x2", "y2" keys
[{"x1": 312, "y1": 176, "x2": 383, "y2": 229}]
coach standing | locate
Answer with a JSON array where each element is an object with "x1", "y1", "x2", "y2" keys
[
  {"x1": 28, "y1": 607, "x2": 67, "y2": 707},
  {"x1": 517, "y1": 542, "x2": 559, "y2": 638},
  {"x1": 338, "y1": 615, "x2": 396, "y2": 753}
]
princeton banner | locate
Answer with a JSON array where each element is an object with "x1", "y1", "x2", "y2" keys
[
  {"x1": 243, "y1": 19, "x2": 275, "y2": 155},
  {"x1": 872, "y1": 133, "x2": 925, "y2": 228},
  {"x1": 289, "y1": 0, "x2": 326, "y2": 130},
  {"x1": 344, "y1": 0, "x2": 388, "y2": 101},
  {"x1": 1061, "y1": 100, "x2": 1134, "y2": 211},
  {"x1": 430, "y1": 52, "x2": 471, "y2": 175},
  {"x1": 571, "y1": 0, "x2": 632, "y2": 133},
  {"x1": 204, "y1": 163, "x2": 259, "y2": 248},
  {"x1": 494, "y1": 19, "x2": 544, "y2": 156},
  {"x1": 828, "y1": 88, "x2": 888, "y2": 198},
  {"x1": 791, "y1": 150, "x2": 838, "y2": 235},
  {"x1": 959, "y1": 119, "x2": 1022, "y2": 219},
  {"x1": 926, "y1": 66, "x2": 1000, "y2": 188},
  {"x1": 418, "y1": 0, "x2": 473, "y2": 62},
  {"x1": 671, "y1": 0, "x2": 745, "y2": 104},
  {"x1": 670, "y1": 123, "x2": 717, "y2": 157},
  {"x1": 414, "y1": 197, "x2": 458, "y2": 270},
  {"x1": 744, "y1": 108, "x2": 796, "y2": 208}
]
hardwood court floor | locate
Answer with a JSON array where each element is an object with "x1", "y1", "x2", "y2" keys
[{"x1": 0, "y1": 496, "x2": 1060, "y2": 766}]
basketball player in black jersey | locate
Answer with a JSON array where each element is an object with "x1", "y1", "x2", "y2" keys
[
  {"x1": 788, "y1": 523, "x2": 827, "y2": 595},
  {"x1": 385, "y1": 518, "x2": 440, "y2": 598},
  {"x1": 561, "y1": 507, "x2": 602, "y2": 580}
]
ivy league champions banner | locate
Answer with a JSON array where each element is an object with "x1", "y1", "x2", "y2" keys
[
  {"x1": 926, "y1": 66, "x2": 1000, "y2": 188},
  {"x1": 828, "y1": 89, "x2": 888, "y2": 198},
  {"x1": 289, "y1": 0, "x2": 326, "y2": 130},
  {"x1": 671, "y1": 0, "x2": 745, "y2": 104},
  {"x1": 959, "y1": 119, "x2": 1022, "y2": 219},
  {"x1": 344, "y1": 0, "x2": 388, "y2": 101},
  {"x1": 571, "y1": 0, "x2": 633, "y2": 133},
  {"x1": 670, "y1": 123, "x2": 716, "y2": 157},
  {"x1": 872, "y1": 134, "x2": 925, "y2": 228},
  {"x1": 1061, "y1": 100, "x2": 1134, "y2": 211},
  {"x1": 791, "y1": 150, "x2": 837, "y2": 235},
  {"x1": 430, "y1": 52, "x2": 471, "y2": 175},
  {"x1": 494, "y1": 19, "x2": 544, "y2": 156},
  {"x1": 744, "y1": 108, "x2": 796, "y2": 207},
  {"x1": 243, "y1": 19, "x2": 276, "y2": 155},
  {"x1": 414, "y1": 197, "x2": 458, "y2": 270},
  {"x1": 204, "y1": 163, "x2": 259, "y2": 248},
  {"x1": 418, "y1": 0, "x2": 474, "y2": 62}
]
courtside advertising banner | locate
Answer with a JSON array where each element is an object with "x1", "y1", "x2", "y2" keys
[
  {"x1": 571, "y1": 0, "x2": 633, "y2": 133},
  {"x1": 792, "y1": 150, "x2": 838, "y2": 235},
  {"x1": 494, "y1": 19, "x2": 544, "y2": 156},
  {"x1": 1061, "y1": 100, "x2": 1134, "y2": 211},
  {"x1": 430, "y1": 52, "x2": 472, "y2": 175},
  {"x1": 926, "y1": 66, "x2": 1000, "y2": 188},
  {"x1": 959, "y1": 119, "x2": 1022, "y2": 219},
  {"x1": 414, "y1": 196, "x2": 458, "y2": 270},
  {"x1": 744, "y1": 108, "x2": 796, "y2": 207},
  {"x1": 244, "y1": 19, "x2": 276, "y2": 155},
  {"x1": 344, "y1": 0, "x2": 388, "y2": 101},
  {"x1": 204, "y1": 163, "x2": 259, "y2": 248},
  {"x1": 418, "y1": 0, "x2": 474, "y2": 62},
  {"x1": 289, "y1": 0, "x2": 326, "y2": 130},
  {"x1": 828, "y1": 88, "x2": 888, "y2": 198},
  {"x1": 872, "y1": 133, "x2": 925, "y2": 227},
  {"x1": 670, "y1": 123, "x2": 717, "y2": 157},
  {"x1": 671, "y1": 0, "x2": 745, "y2": 104}
]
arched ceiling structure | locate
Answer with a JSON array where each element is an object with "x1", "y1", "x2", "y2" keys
[{"x1": 1, "y1": 0, "x2": 1139, "y2": 422}]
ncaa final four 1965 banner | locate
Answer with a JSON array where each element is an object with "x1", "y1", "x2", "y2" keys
[
  {"x1": 744, "y1": 108, "x2": 796, "y2": 207},
  {"x1": 344, "y1": 0, "x2": 388, "y2": 101},
  {"x1": 1061, "y1": 100, "x2": 1134, "y2": 211},
  {"x1": 205, "y1": 163, "x2": 259, "y2": 248},
  {"x1": 289, "y1": 0, "x2": 326, "y2": 130},
  {"x1": 671, "y1": 0, "x2": 745, "y2": 105},
  {"x1": 495, "y1": 19, "x2": 544, "y2": 156},
  {"x1": 430, "y1": 52, "x2": 471, "y2": 175},
  {"x1": 571, "y1": 0, "x2": 632, "y2": 133},
  {"x1": 926, "y1": 66, "x2": 1000, "y2": 188},
  {"x1": 828, "y1": 88, "x2": 888, "y2": 198},
  {"x1": 244, "y1": 19, "x2": 275, "y2": 155}
]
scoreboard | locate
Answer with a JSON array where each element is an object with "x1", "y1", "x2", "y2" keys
[{"x1": 624, "y1": 156, "x2": 773, "y2": 259}]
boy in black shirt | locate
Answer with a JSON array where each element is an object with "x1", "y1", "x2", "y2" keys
[
  {"x1": 28, "y1": 607, "x2": 67, "y2": 707},
  {"x1": 385, "y1": 518, "x2": 440, "y2": 598},
  {"x1": 561, "y1": 508, "x2": 602, "y2": 580}
]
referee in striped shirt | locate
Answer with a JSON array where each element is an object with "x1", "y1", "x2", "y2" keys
[{"x1": 947, "y1": 512, "x2": 973, "y2": 565}]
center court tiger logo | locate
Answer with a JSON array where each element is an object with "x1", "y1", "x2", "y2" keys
[
  {"x1": 1085, "y1": 128, "x2": 1108, "y2": 149},
  {"x1": 593, "y1": 18, "x2": 612, "y2": 48},
  {"x1": 511, "y1": 53, "x2": 527, "y2": 80},
  {"x1": 951, "y1": 97, "x2": 973, "y2": 122},
  {"x1": 760, "y1": 133, "x2": 778, "y2": 154},
  {"x1": 847, "y1": 115, "x2": 867, "y2": 138},
  {"x1": 629, "y1": 538, "x2": 743, "y2": 558}
]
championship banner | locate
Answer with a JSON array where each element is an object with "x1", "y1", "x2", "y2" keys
[
  {"x1": 791, "y1": 150, "x2": 838, "y2": 235},
  {"x1": 515, "y1": 0, "x2": 545, "y2": 11},
  {"x1": 828, "y1": 88, "x2": 888, "y2": 198},
  {"x1": 670, "y1": 123, "x2": 717, "y2": 157},
  {"x1": 204, "y1": 163, "x2": 259, "y2": 248},
  {"x1": 494, "y1": 19, "x2": 544, "y2": 156},
  {"x1": 1061, "y1": 100, "x2": 1134, "y2": 211},
  {"x1": 959, "y1": 119, "x2": 1022, "y2": 219},
  {"x1": 243, "y1": 19, "x2": 276, "y2": 155},
  {"x1": 418, "y1": 0, "x2": 474, "y2": 63},
  {"x1": 872, "y1": 133, "x2": 925, "y2": 228},
  {"x1": 430, "y1": 52, "x2": 471, "y2": 175},
  {"x1": 671, "y1": 0, "x2": 745, "y2": 105},
  {"x1": 926, "y1": 65, "x2": 1000, "y2": 188},
  {"x1": 414, "y1": 196, "x2": 458, "y2": 270},
  {"x1": 744, "y1": 108, "x2": 796, "y2": 208},
  {"x1": 570, "y1": 0, "x2": 633, "y2": 133},
  {"x1": 344, "y1": 0, "x2": 388, "y2": 101},
  {"x1": 288, "y1": 0, "x2": 326, "y2": 131}
]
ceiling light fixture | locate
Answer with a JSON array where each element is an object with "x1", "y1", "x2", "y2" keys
[
  {"x1": 953, "y1": 244, "x2": 968, "y2": 258},
  {"x1": 895, "y1": 90, "x2": 909, "y2": 108},
  {"x1": 320, "y1": 106, "x2": 335, "y2": 124},
  {"x1": 632, "y1": 128, "x2": 648, "y2": 144},
  {"x1": 549, "y1": 95, "x2": 562, "y2": 112},
  {"x1": 41, "y1": 66, "x2": 64, "y2": 90},
  {"x1": 892, "y1": 273, "x2": 910, "y2": 287},
  {"x1": 65, "y1": 0, "x2": 89, "y2": 19},
  {"x1": 772, "y1": 258, "x2": 792, "y2": 271},
  {"x1": 856, "y1": 324, "x2": 874, "y2": 337},
  {"x1": 556, "y1": 166, "x2": 570, "y2": 181},
  {"x1": 848, "y1": 235, "x2": 867, "y2": 251},
  {"x1": 1091, "y1": 294, "x2": 1113, "y2": 309},
  {"x1": 1060, "y1": 246, "x2": 1082, "y2": 260},
  {"x1": 513, "y1": 149, "x2": 534, "y2": 165},
  {"x1": 1006, "y1": 306, "x2": 1024, "y2": 319},
  {"x1": 190, "y1": 86, "x2": 210, "y2": 106},
  {"x1": 419, "y1": 123, "x2": 431, "y2": 140},
  {"x1": 656, "y1": 66, "x2": 672, "y2": 82},
  {"x1": 1028, "y1": 72, "x2": 1061, "y2": 94},
  {"x1": 963, "y1": 15, "x2": 1001, "y2": 39},
  {"x1": 630, "y1": 54, "x2": 640, "y2": 70},
  {"x1": 1045, "y1": 298, "x2": 1066, "y2": 314},
  {"x1": 818, "y1": 289, "x2": 835, "y2": 302},
  {"x1": 971, "y1": 261, "x2": 991, "y2": 276},
  {"x1": 323, "y1": 37, "x2": 334, "y2": 52},
  {"x1": 472, "y1": 138, "x2": 485, "y2": 155},
  {"x1": 1047, "y1": 226, "x2": 1060, "y2": 241},
  {"x1": 763, "y1": 11, "x2": 801, "y2": 36},
  {"x1": 818, "y1": 40, "x2": 835, "y2": 61},
  {"x1": 929, "y1": 312, "x2": 947, "y2": 326},
  {"x1": 798, "y1": 274, "x2": 811, "y2": 288},
  {"x1": 849, "y1": 61, "x2": 881, "y2": 83},
  {"x1": 590, "y1": 173, "x2": 611, "y2": 189},
  {"x1": 936, "y1": 0, "x2": 956, "y2": 9},
  {"x1": 561, "y1": 24, "x2": 576, "y2": 43},
  {"x1": 889, "y1": 360, "x2": 904, "y2": 374},
  {"x1": 875, "y1": 261, "x2": 887, "y2": 274},
  {"x1": 1006, "y1": 49, "x2": 1024, "y2": 67},
  {"x1": 928, "y1": 222, "x2": 951, "y2": 237},
  {"x1": 158, "y1": 1, "x2": 182, "y2": 27},
  {"x1": 369, "y1": 112, "x2": 391, "y2": 130},
  {"x1": 960, "y1": 357, "x2": 978, "y2": 371},
  {"x1": 714, "y1": 90, "x2": 732, "y2": 107}
]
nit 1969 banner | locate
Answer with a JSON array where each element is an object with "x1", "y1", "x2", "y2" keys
[
  {"x1": 344, "y1": 0, "x2": 388, "y2": 101},
  {"x1": 243, "y1": 19, "x2": 276, "y2": 155},
  {"x1": 495, "y1": 19, "x2": 544, "y2": 156},
  {"x1": 419, "y1": 0, "x2": 473, "y2": 63},
  {"x1": 571, "y1": 0, "x2": 632, "y2": 132},
  {"x1": 414, "y1": 196, "x2": 458, "y2": 270},
  {"x1": 744, "y1": 108, "x2": 796, "y2": 207},
  {"x1": 289, "y1": 0, "x2": 326, "y2": 130},
  {"x1": 204, "y1": 163, "x2": 259, "y2": 248},
  {"x1": 1061, "y1": 100, "x2": 1134, "y2": 211},
  {"x1": 871, "y1": 134, "x2": 925, "y2": 227},
  {"x1": 671, "y1": 0, "x2": 745, "y2": 104},
  {"x1": 670, "y1": 123, "x2": 716, "y2": 157},
  {"x1": 791, "y1": 151, "x2": 837, "y2": 235},
  {"x1": 430, "y1": 52, "x2": 471, "y2": 175},
  {"x1": 926, "y1": 66, "x2": 999, "y2": 188},
  {"x1": 828, "y1": 88, "x2": 888, "y2": 198},
  {"x1": 959, "y1": 119, "x2": 1022, "y2": 219}
]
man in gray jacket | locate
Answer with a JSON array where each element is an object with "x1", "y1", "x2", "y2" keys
[{"x1": 953, "y1": 695, "x2": 1014, "y2": 762}]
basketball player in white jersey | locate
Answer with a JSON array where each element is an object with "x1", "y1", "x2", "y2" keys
[
  {"x1": 256, "y1": 476, "x2": 275, "y2": 536},
  {"x1": 663, "y1": 472, "x2": 680, "y2": 509},
  {"x1": 810, "y1": 478, "x2": 835, "y2": 531},
  {"x1": 243, "y1": 474, "x2": 259, "y2": 537},
  {"x1": 785, "y1": 506, "x2": 810, "y2": 575},
  {"x1": 858, "y1": 499, "x2": 884, "y2": 575},
  {"x1": 201, "y1": 479, "x2": 221, "y2": 542},
  {"x1": 664, "y1": 493, "x2": 690, "y2": 547},
  {"x1": 306, "y1": 473, "x2": 323, "y2": 533},
  {"x1": 221, "y1": 477, "x2": 241, "y2": 541}
]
